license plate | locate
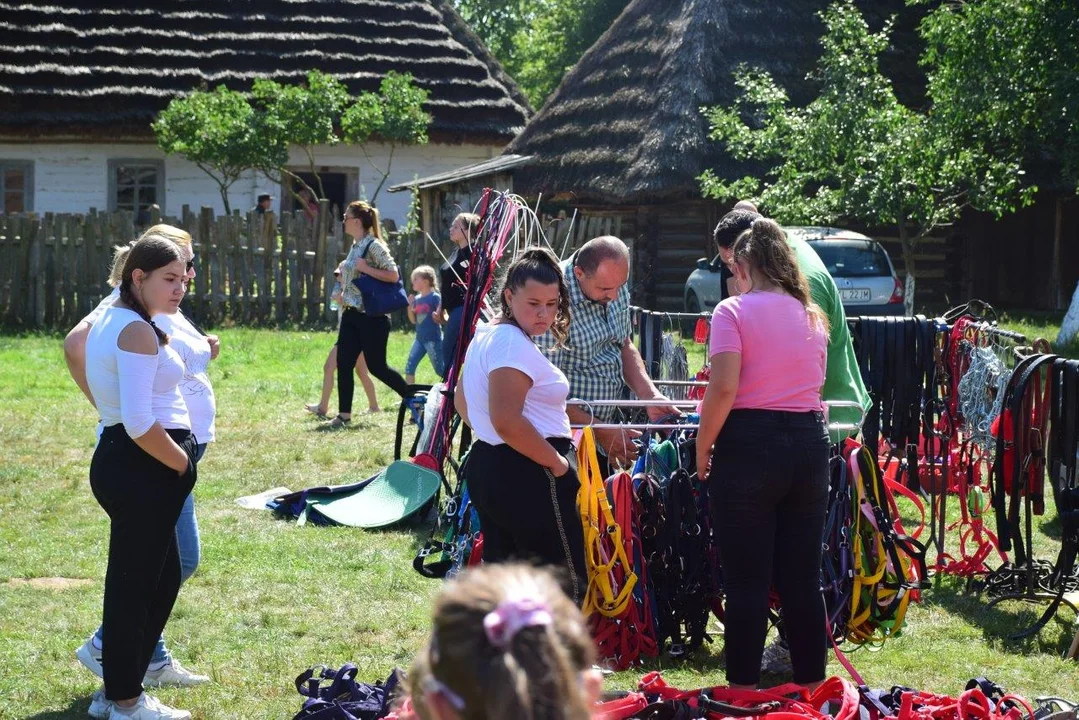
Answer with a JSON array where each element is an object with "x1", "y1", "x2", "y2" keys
[{"x1": 841, "y1": 288, "x2": 871, "y2": 302}]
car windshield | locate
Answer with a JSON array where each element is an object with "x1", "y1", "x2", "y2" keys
[{"x1": 809, "y1": 242, "x2": 890, "y2": 278}]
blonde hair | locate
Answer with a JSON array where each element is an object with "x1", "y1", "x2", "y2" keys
[
  {"x1": 411, "y1": 265, "x2": 438, "y2": 289},
  {"x1": 732, "y1": 218, "x2": 829, "y2": 333},
  {"x1": 346, "y1": 200, "x2": 382, "y2": 240},
  {"x1": 107, "y1": 224, "x2": 192, "y2": 288},
  {"x1": 407, "y1": 564, "x2": 595, "y2": 720}
]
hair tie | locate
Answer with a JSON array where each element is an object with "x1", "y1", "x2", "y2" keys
[{"x1": 483, "y1": 597, "x2": 553, "y2": 649}]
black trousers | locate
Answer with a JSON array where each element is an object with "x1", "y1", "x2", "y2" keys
[
  {"x1": 337, "y1": 308, "x2": 409, "y2": 413},
  {"x1": 90, "y1": 425, "x2": 198, "y2": 701},
  {"x1": 708, "y1": 409, "x2": 830, "y2": 686},
  {"x1": 465, "y1": 438, "x2": 587, "y2": 604}
]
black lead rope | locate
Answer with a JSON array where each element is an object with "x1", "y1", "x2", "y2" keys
[
  {"x1": 1017, "y1": 358, "x2": 1079, "y2": 640},
  {"x1": 986, "y1": 354, "x2": 1079, "y2": 638}
]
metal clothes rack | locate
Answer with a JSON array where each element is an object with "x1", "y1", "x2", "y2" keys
[{"x1": 566, "y1": 399, "x2": 867, "y2": 437}]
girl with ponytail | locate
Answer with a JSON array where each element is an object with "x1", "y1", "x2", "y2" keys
[
  {"x1": 406, "y1": 563, "x2": 602, "y2": 720},
  {"x1": 67, "y1": 225, "x2": 215, "y2": 715},
  {"x1": 695, "y1": 217, "x2": 831, "y2": 691},
  {"x1": 454, "y1": 248, "x2": 585, "y2": 601},
  {"x1": 81, "y1": 234, "x2": 200, "y2": 718}
]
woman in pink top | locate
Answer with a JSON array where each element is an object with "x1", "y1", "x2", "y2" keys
[{"x1": 695, "y1": 218, "x2": 830, "y2": 691}]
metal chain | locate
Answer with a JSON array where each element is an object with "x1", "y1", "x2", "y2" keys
[{"x1": 956, "y1": 343, "x2": 1011, "y2": 450}]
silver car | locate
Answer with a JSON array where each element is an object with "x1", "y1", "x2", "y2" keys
[{"x1": 683, "y1": 226, "x2": 905, "y2": 316}]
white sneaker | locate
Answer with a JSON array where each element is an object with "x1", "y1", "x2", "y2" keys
[
  {"x1": 760, "y1": 637, "x2": 793, "y2": 674},
  {"x1": 143, "y1": 658, "x2": 209, "y2": 687},
  {"x1": 76, "y1": 637, "x2": 105, "y2": 679},
  {"x1": 107, "y1": 693, "x2": 190, "y2": 720},
  {"x1": 88, "y1": 688, "x2": 113, "y2": 719}
]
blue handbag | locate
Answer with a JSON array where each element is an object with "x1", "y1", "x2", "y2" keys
[{"x1": 351, "y1": 241, "x2": 409, "y2": 315}]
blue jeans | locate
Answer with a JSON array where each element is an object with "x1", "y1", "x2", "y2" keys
[
  {"x1": 441, "y1": 306, "x2": 464, "y2": 378},
  {"x1": 93, "y1": 443, "x2": 205, "y2": 665},
  {"x1": 406, "y1": 336, "x2": 444, "y2": 377}
]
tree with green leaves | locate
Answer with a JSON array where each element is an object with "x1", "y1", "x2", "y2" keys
[
  {"x1": 453, "y1": 0, "x2": 629, "y2": 108},
  {"x1": 699, "y1": 0, "x2": 1035, "y2": 312},
  {"x1": 250, "y1": 70, "x2": 351, "y2": 203},
  {"x1": 153, "y1": 70, "x2": 431, "y2": 212},
  {"x1": 152, "y1": 85, "x2": 286, "y2": 214},
  {"x1": 916, "y1": 0, "x2": 1079, "y2": 336},
  {"x1": 918, "y1": 0, "x2": 1078, "y2": 193},
  {"x1": 341, "y1": 71, "x2": 431, "y2": 202},
  {"x1": 451, "y1": 0, "x2": 535, "y2": 65}
]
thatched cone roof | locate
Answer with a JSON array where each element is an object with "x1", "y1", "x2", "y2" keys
[
  {"x1": 507, "y1": 0, "x2": 921, "y2": 204},
  {"x1": 0, "y1": 0, "x2": 531, "y2": 143}
]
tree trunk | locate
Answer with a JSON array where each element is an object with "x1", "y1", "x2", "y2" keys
[
  {"x1": 219, "y1": 184, "x2": 232, "y2": 215},
  {"x1": 1058, "y1": 279, "x2": 1079, "y2": 347},
  {"x1": 898, "y1": 223, "x2": 916, "y2": 317},
  {"x1": 370, "y1": 145, "x2": 396, "y2": 203}
]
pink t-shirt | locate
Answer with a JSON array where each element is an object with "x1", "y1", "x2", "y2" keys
[{"x1": 709, "y1": 291, "x2": 827, "y2": 412}]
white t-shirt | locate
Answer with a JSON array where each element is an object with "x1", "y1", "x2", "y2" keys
[
  {"x1": 85, "y1": 306, "x2": 190, "y2": 438},
  {"x1": 460, "y1": 322, "x2": 571, "y2": 446},
  {"x1": 84, "y1": 289, "x2": 216, "y2": 443}
]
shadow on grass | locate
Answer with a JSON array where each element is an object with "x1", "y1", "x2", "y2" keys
[
  {"x1": 1040, "y1": 514, "x2": 1063, "y2": 541},
  {"x1": 611, "y1": 641, "x2": 806, "y2": 690},
  {"x1": 25, "y1": 696, "x2": 92, "y2": 720},
  {"x1": 928, "y1": 576, "x2": 1075, "y2": 656}
]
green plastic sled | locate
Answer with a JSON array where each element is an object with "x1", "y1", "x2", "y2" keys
[{"x1": 311, "y1": 460, "x2": 441, "y2": 529}]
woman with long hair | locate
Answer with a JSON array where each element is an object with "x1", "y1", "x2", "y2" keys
[
  {"x1": 438, "y1": 212, "x2": 480, "y2": 375},
  {"x1": 83, "y1": 234, "x2": 199, "y2": 719},
  {"x1": 695, "y1": 218, "x2": 830, "y2": 691},
  {"x1": 65, "y1": 226, "x2": 214, "y2": 718},
  {"x1": 454, "y1": 247, "x2": 585, "y2": 602},
  {"x1": 329, "y1": 200, "x2": 410, "y2": 429}
]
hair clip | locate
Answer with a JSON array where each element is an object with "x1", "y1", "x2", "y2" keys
[{"x1": 483, "y1": 597, "x2": 553, "y2": 649}]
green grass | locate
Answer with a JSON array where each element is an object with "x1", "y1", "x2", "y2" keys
[{"x1": 1, "y1": 324, "x2": 1078, "y2": 719}]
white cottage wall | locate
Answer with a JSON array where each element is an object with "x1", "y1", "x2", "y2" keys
[{"x1": 0, "y1": 141, "x2": 499, "y2": 226}]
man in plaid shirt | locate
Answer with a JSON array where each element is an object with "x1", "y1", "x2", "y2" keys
[{"x1": 536, "y1": 236, "x2": 676, "y2": 472}]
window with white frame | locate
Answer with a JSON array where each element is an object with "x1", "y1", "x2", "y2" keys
[
  {"x1": 0, "y1": 160, "x2": 34, "y2": 213},
  {"x1": 108, "y1": 159, "x2": 165, "y2": 221}
]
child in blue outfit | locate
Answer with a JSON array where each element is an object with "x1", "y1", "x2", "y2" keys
[{"x1": 405, "y1": 265, "x2": 445, "y2": 383}]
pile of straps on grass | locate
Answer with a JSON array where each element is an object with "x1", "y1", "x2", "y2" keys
[{"x1": 291, "y1": 663, "x2": 1078, "y2": 720}]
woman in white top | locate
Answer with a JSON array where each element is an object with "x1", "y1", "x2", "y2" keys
[
  {"x1": 83, "y1": 234, "x2": 199, "y2": 719},
  {"x1": 64, "y1": 227, "x2": 213, "y2": 706},
  {"x1": 455, "y1": 247, "x2": 585, "y2": 602}
]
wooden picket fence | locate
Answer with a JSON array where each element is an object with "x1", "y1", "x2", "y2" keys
[
  {"x1": 0, "y1": 203, "x2": 445, "y2": 329},
  {"x1": 539, "y1": 211, "x2": 624, "y2": 259}
]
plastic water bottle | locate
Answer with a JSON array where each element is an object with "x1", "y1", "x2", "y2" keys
[{"x1": 329, "y1": 281, "x2": 341, "y2": 312}]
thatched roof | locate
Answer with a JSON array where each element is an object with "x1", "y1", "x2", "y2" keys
[
  {"x1": 0, "y1": 0, "x2": 531, "y2": 143},
  {"x1": 506, "y1": 0, "x2": 923, "y2": 204}
]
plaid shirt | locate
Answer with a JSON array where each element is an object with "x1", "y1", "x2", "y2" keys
[{"x1": 535, "y1": 257, "x2": 631, "y2": 421}]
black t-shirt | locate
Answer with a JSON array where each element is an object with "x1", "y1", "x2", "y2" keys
[
  {"x1": 440, "y1": 245, "x2": 473, "y2": 313},
  {"x1": 719, "y1": 262, "x2": 733, "y2": 302}
]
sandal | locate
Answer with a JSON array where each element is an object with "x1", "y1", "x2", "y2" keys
[
  {"x1": 305, "y1": 403, "x2": 329, "y2": 420},
  {"x1": 323, "y1": 415, "x2": 351, "y2": 430}
]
